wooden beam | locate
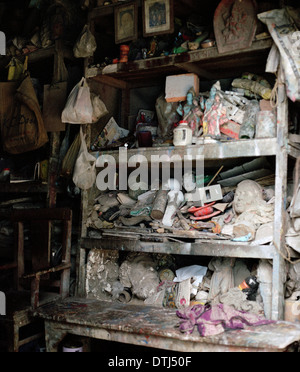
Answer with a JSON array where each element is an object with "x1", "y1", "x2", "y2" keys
[
  {"x1": 80, "y1": 237, "x2": 278, "y2": 260},
  {"x1": 91, "y1": 74, "x2": 129, "y2": 90},
  {"x1": 175, "y1": 62, "x2": 215, "y2": 80},
  {"x1": 11, "y1": 208, "x2": 72, "y2": 221}
]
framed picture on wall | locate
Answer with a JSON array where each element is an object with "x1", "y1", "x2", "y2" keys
[
  {"x1": 115, "y1": 1, "x2": 138, "y2": 44},
  {"x1": 143, "y1": 0, "x2": 174, "y2": 37}
]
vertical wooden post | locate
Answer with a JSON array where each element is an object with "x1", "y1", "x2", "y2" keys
[
  {"x1": 272, "y1": 80, "x2": 288, "y2": 320},
  {"x1": 60, "y1": 218, "x2": 72, "y2": 299},
  {"x1": 76, "y1": 124, "x2": 90, "y2": 296},
  {"x1": 121, "y1": 87, "x2": 131, "y2": 129},
  {"x1": 47, "y1": 127, "x2": 60, "y2": 208},
  {"x1": 16, "y1": 222, "x2": 24, "y2": 291},
  {"x1": 31, "y1": 276, "x2": 40, "y2": 309}
]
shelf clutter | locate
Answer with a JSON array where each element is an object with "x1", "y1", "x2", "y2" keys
[
  {"x1": 82, "y1": 157, "x2": 294, "y2": 321},
  {"x1": 76, "y1": 2, "x2": 300, "y2": 329},
  {"x1": 1, "y1": 0, "x2": 300, "y2": 352}
]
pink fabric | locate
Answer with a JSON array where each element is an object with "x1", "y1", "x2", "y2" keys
[{"x1": 177, "y1": 304, "x2": 274, "y2": 337}]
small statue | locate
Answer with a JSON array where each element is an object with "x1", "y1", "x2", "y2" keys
[
  {"x1": 202, "y1": 92, "x2": 229, "y2": 137},
  {"x1": 177, "y1": 88, "x2": 203, "y2": 135},
  {"x1": 231, "y1": 179, "x2": 274, "y2": 240}
]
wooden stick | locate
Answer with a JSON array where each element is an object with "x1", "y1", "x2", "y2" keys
[
  {"x1": 176, "y1": 211, "x2": 190, "y2": 231},
  {"x1": 208, "y1": 166, "x2": 224, "y2": 186}
]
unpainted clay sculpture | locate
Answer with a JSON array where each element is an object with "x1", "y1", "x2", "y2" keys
[{"x1": 232, "y1": 180, "x2": 274, "y2": 240}]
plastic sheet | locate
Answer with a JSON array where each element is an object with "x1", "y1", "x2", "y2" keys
[
  {"x1": 258, "y1": 8, "x2": 300, "y2": 102},
  {"x1": 239, "y1": 100, "x2": 260, "y2": 139},
  {"x1": 256, "y1": 111, "x2": 277, "y2": 138}
]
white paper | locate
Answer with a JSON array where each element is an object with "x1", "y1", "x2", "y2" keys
[{"x1": 174, "y1": 265, "x2": 208, "y2": 284}]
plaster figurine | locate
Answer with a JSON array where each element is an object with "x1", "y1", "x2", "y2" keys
[
  {"x1": 162, "y1": 190, "x2": 184, "y2": 227},
  {"x1": 177, "y1": 88, "x2": 203, "y2": 135},
  {"x1": 231, "y1": 179, "x2": 274, "y2": 240},
  {"x1": 119, "y1": 253, "x2": 160, "y2": 301},
  {"x1": 202, "y1": 92, "x2": 229, "y2": 137}
]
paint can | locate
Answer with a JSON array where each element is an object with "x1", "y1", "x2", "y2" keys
[
  {"x1": 62, "y1": 340, "x2": 83, "y2": 352},
  {"x1": 158, "y1": 268, "x2": 175, "y2": 282}
]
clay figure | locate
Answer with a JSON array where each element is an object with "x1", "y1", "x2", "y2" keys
[
  {"x1": 119, "y1": 253, "x2": 160, "y2": 301},
  {"x1": 177, "y1": 88, "x2": 203, "y2": 135},
  {"x1": 231, "y1": 180, "x2": 274, "y2": 240},
  {"x1": 202, "y1": 92, "x2": 229, "y2": 137}
]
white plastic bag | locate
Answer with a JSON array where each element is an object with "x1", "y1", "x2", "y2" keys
[
  {"x1": 174, "y1": 265, "x2": 208, "y2": 284},
  {"x1": 73, "y1": 25, "x2": 97, "y2": 58},
  {"x1": 91, "y1": 93, "x2": 109, "y2": 123},
  {"x1": 62, "y1": 78, "x2": 93, "y2": 124},
  {"x1": 73, "y1": 126, "x2": 97, "y2": 190}
]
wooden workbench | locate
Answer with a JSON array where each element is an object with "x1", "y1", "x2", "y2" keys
[{"x1": 33, "y1": 297, "x2": 300, "y2": 352}]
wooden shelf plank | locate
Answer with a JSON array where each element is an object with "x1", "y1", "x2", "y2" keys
[
  {"x1": 93, "y1": 138, "x2": 278, "y2": 163},
  {"x1": 81, "y1": 237, "x2": 279, "y2": 260},
  {"x1": 0, "y1": 44, "x2": 74, "y2": 70},
  {"x1": 0, "y1": 182, "x2": 49, "y2": 194},
  {"x1": 92, "y1": 138, "x2": 300, "y2": 165},
  {"x1": 87, "y1": 39, "x2": 273, "y2": 85}
]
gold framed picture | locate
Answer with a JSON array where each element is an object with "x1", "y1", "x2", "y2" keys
[
  {"x1": 143, "y1": 0, "x2": 174, "y2": 37},
  {"x1": 115, "y1": 1, "x2": 138, "y2": 44}
]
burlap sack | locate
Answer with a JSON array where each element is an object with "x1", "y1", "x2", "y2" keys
[{"x1": 1, "y1": 74, "x2": 48, "y2": 154}]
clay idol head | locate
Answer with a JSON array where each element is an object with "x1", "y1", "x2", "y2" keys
[{"x1": 233, "y1": 179, "x2": 264, "y2": 214}]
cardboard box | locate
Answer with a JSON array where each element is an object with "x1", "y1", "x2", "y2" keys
[{"x1": 165, "y1": 73, "x2": 199, "y2": 103}]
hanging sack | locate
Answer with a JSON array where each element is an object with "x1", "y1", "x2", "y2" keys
[
  {"x1": 0, "y1": 81, "x2": 19, "y2": 132},
  {"x1": 1, "y1": 73, "x2": 48, "y2": 155},
  {"x1": 73, "y1": 24, "x2": 97, "y2": 58},
  {"x1": 73, "y1": 126, "x2": 97, "y2": 190},
  {"x1": 0, "y1": 57, "x2": 27, "y2": 137},
  {"x1": 61, "y1": 132, "x2": 81, "y2": 178},
  {"x1": 43, "y1": 81, "x2": 68, "y2": 132},
  {"x1": 61, "y1": 77, "x2": 93, "y2": 124},
  {"x1": 43, "y1": 49, "x2": 68, "y2": 132}
]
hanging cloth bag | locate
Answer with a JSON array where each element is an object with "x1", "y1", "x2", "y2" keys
[
  {"x1": 1, "y1": 73, "x2": 48, "y2": 154},
  {"x1": 43, "y1": 44, "x2": 69, "y2": 132},
  {"x1": 73, "y1": 126, "x2": 97, "y2": 190}
]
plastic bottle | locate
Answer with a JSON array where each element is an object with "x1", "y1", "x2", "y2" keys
[{"x1": 173, "y1": 121, "x2": 193, "y2": 146}]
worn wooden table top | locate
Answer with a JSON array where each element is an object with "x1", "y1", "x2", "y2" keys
[{"x1": 33, "y1": 297, "x2": 300, "y2": 352}]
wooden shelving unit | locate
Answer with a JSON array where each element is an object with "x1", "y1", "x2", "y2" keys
[{"x1": 76, "y1": 5, "x2": 299, "y2": 322}]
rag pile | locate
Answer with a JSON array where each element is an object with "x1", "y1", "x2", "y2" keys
[{"x1": 176, "y1": 303, "x2": 274, "y2": 337}]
